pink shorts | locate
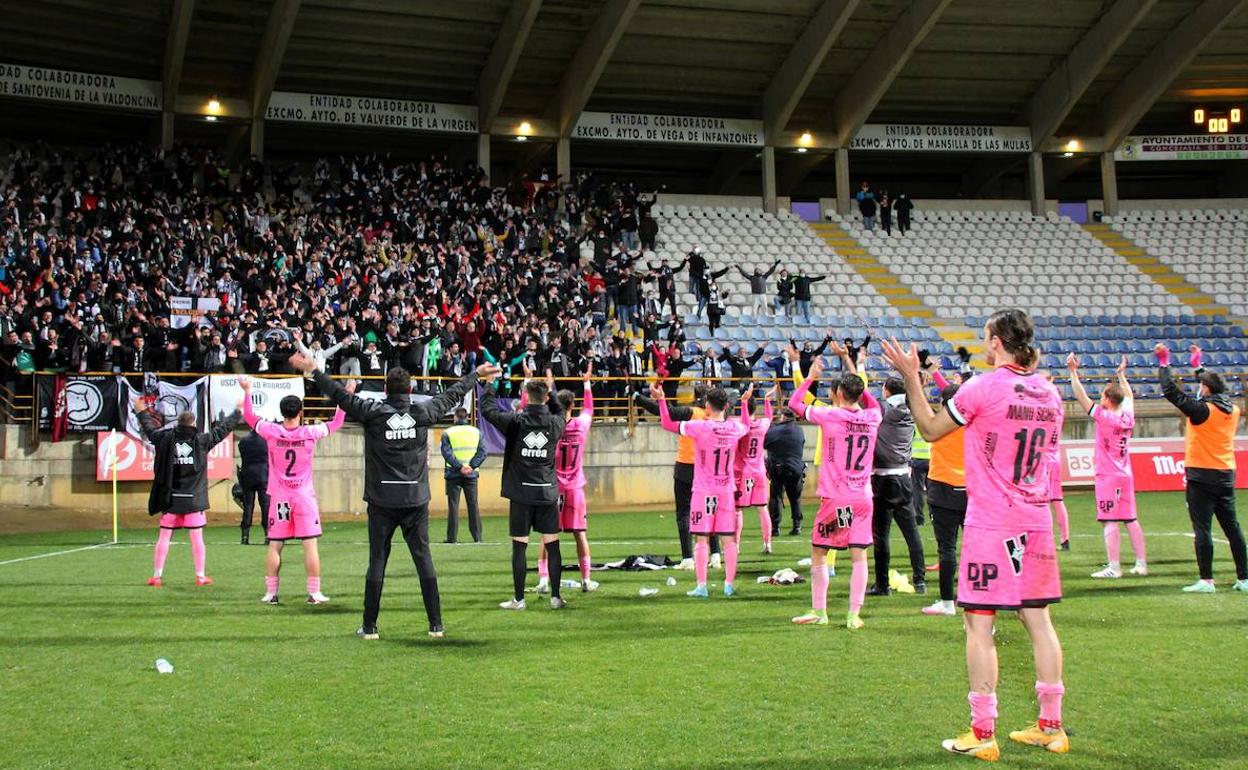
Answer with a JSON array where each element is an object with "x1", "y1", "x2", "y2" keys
[
  {"x1": 957, "y1": 525, "x2": 1062, "y2": 611},
  {"x1": 558, "y1": 487, "x2": 588, "y2": 532},
  {"x1": 735, "y1": 472, "x2": 768, "y2": 507},
  {"x1": 1095, "y1": 474, "x2": 1137, "y2": 522},
  {"x1": 690, "y1": 489, "x2": 738, "y2": 536},
  {"x1": 159, "y1": 511, "x2": 206, "y2": 530},
  {"x1": 266, "y1": 495, "x2": 322, "y2": 541},
  {"x1": 812, "y1": 497, "x2": 872, "y2": 550}
]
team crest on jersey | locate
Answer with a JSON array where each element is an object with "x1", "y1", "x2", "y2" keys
[
  {"x1": 384, "y1": 412, "x2": 418, "y2": 440},
  {"x1": 275, "y1": 500, "x2": 291, "y2": 521},
  {"x1": 1003, "y1": 533, "x2": 1028, "y2": 575}
]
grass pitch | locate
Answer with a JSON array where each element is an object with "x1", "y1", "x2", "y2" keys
[{"x1": 1, "y1": 490, "x2": 1247, "y2": 770}]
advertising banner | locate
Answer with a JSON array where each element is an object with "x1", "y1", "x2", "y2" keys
[
  {"x1": 266, "y1": 91, "x2": 478, "y2": 134},
  {"x1": 1058, "y1": 437, "x2": 1248, "y2": 491},
  {"x1": 95, "y1": 431, "x2": 234, "y2": 482},
  {"x1": 850, "y1": 124, "x2": 1032, "y2": 152},
  {"x1": 209, "y1": 374, "x2": 305, "y2": 423},
  {"x1": 1115, "y1": 134, "x2": 1248, "y2": 161},
  {"x1": 0, "y1": 62, "x2": 162, "y2": 111},
  {"x1": 573, "y1": 112, "x2": 763, "y2": 147}
]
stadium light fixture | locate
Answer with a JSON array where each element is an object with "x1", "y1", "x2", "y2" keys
[
  {"x1": 799, "y1": 132, "x2": 813, "y2": 147},
  {"x1": 1064, "y1": 139, "x2": 1081, "y2": 153},
  {"x1": 206, "y1": 98, "x2": 222, "y2": 115},
  {"x1": 516, "y1": 121, "x2": 533, "y2": 141},
  {"x1": 205, "y1": 116, "x2": 217, "y2": 122},
  {"x1": 1062, "y1": 152, "x2": 1074, "y2": 157}
]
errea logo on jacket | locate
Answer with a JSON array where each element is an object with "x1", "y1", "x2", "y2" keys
[
  {"x1": 174, "y1": 442, "x2": 194, "y2": 465},
  {"x1": 385, "y1": 412, "x2": 419, "y2": 440},
  {"x1": 521, "y1": 430, "x2": 550, "y2": 458}
]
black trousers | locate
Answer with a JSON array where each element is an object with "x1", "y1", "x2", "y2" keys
[
  {"x1": 363, "y1": 503, "x2": 441, "y2": 629},
  {"x1": 871, "y1": 474, "x2": 926, "y2": 587},
  {"x1": 1187, "y1": 478, "x2": 1248, "y2": 581},
  {"x1": 897, "y1": 212, "x2": 910, "y2": 234},
  {"x1": 910, "y1": 459, "x2": 929, "y2": 525},
  {"x1": 241, "y1": 483, "x2": 270, "y2": 534},
  {"x1": 930, "y1": 502, "x2": 966, "y2": 602},
  {"x1": 445, "y1": 477, "x2": 482, "y2": 543},
  {"x1": 768, "y1": 465, "x2": 804, "y2": 534},
  {"x1": 674, "y1": 472, "x2": 694, "y2": 560}
]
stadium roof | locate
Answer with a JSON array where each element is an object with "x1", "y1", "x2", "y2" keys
[{"x1": 2, "y1": 0, "x2": 1246, "y2": 198}]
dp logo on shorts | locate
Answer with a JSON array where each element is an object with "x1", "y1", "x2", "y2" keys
[{"x1": 967, "y1": 562, "x2": 998, "y2": 591}]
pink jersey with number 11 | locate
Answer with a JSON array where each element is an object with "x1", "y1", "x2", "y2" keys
[
  {"x1": 555, "y1": 384, "x2": 593, "y2": 490},
  {"x1": 948, "y1": 366, "x2": 1064, "y2": 531},
  {"x1": 243, "y1": 398, "x2": 345, "y2": 496}
]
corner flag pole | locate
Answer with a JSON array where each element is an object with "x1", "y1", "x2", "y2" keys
[{"x1": 110, "y1": 430, "x2": 119, "y2": 544}]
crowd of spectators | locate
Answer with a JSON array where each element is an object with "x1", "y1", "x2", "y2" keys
[{"x1": 0, "y1": 140, "x2": 844, "y2": 416}]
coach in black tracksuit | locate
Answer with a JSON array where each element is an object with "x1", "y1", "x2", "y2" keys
[
  {"x1": 308, "y1": 357, "x2": 488, "y2": 639},
  {"x1": 237, "y1": 429, "x2": 270, "y2": 544},
  {"x1": 480, "y1": 375, "x2": 567, "y2": 608},
  {"x1": 140, "y1": 407, "x2": 241, "y2": 518},
  {"x1": 765, "y1": 408, "x2": 805, "y2": 536},
  {"x1": 869, "y1": 378, "x2": 927, "y2": 595}
]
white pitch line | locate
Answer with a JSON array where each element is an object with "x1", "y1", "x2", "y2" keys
[{"x1": 0, "y1": 542, "x2": 113, "y2": 566}]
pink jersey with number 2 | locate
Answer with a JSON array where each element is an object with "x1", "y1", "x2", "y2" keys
[
  {"x1": 1091, "y1": 404, "x2": 1134, "y2": 477},
  {"x1": 948, "y1": 366, "x2": 1064, "y2": 531},
  {"x1": 244, "y1": 399, "x2": 345, "y2": 496}
]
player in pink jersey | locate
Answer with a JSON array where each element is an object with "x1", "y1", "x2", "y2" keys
[
  {"x1": 1068, "y1": 354, "x2": 1147, "y2": 579},
  {"x1": 654, "y1": 381, "x2": 750, "y2": 598},
  {"x1": 735, "y1": 385, "x2": 777, "y2": 554},
  {"x1": 533, "y1": 366, "x2": 601, "y2": 593},
  {"x1": 884, "y1": 309, "x2": 1069, "y2": 762},
  {"x1": 787, "y1": 353, "x2": 881, "y2": 629},
  {"x1": 240, "y1": 376, "x2": 347, "y2": 605}
]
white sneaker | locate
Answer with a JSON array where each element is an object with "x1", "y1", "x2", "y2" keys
[
  {"x1": 306, "y1": 591, "x2": 331, "y2": 604},
  {"x1": 673, "y1": 558, "x2": 695, "y2": 571},
  {"x1": 1129, "y1": 562, "x2": 1149, "y2": 576},
  {"x1": 797, "y1": 557, "x2": 812, "y2": 567},
  {"x1": 710, "y1": 553, "x2": 723, "y2": 569},
  {"x1": 259, "y1": 593, "x2": 279, "y2": 604},
  {"x1": 529, "y1": 579, "x2": 550, "y2": 595},
  {"x1": 763, "y1": 542, "x2": 772, "y2": 555},
  {"x1": 1091, "y1": 566, "x2": 1122, "y2": 579},
  {"x1": 582, "y1": 579, "x2": 600, "y2": 592},
  {"x1": 499, "y1": 598, "x2": 527, "y2": 610},
  {"x1": 921, "y1": 601, "x2": 956, "y2": 616},
  {"x1": 550, "y1": 597, "x2": 567, "y2": 610}
]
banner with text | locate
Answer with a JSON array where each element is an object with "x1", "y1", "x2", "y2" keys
[
  {"x1": 209, "y1": 375, "x2": 305, "y2": 423},
  {"x1": 0, "y1": 62, "x2": 161, "y2": 111},
  {"x1": 123, "y1": 377, "x2": 208, "y2": 440},
  {"x1": 265, "y1": 91, "x2": 478, "y2": 134},
  {"x1": 1058, "y1": 437, "x2": 1248, "y2": 492},
  {"x1": 36, "y1": 375, "x2": 120, "y2": 433},
  {"x1": 573, "y1": 112, "x2": 763, "y2": 147},
  {"x1": 1115, "y1": 134, "x2": 1248, "y2": 161},
  {"x1": 170, "y1": 296, "x2": 221, "y2": 329},
  {"x1": 96, "y1": 431, "x2": 233, "y2": 482},
  {"x1": 850, "y1": 124, "x2": 1032, "y2": 153}
]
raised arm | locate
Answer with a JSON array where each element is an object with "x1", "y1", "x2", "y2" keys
[
  {"x1": 134, "y1": 402, "x2": 163, "y2": 443},
  {"x1": 479, "y1": 379, "x2": 516, "y2": 430},
  {"x1": 1116, "y1": 356, "x2": 1133, "y2": 409},
  {"x1": 322, "y1": 406, "x2": 347, "y2": 434},
  {"x1": 204, "y1": 409, "x2": 242, "y2": 449},
  {"x1": 651, "y1": 382, "x2": 680, "y2": 433},
  {"x1": 579, "y1": 374, "x2": 594, "y2": 421},
  {"x1": 238, "y1": 376, "x2": 261, "y2": 429},
  {"x1": 413, "y1": 368, "x2": 486, "y2": 426},
  {"x1": 1156, "y1": 344, "x2": 1209, "y2": 424},
  {"x1": 739, "y1": 385, "x2": 753, "y2": 428},
  {"x1": 1066, "y1": 353, "x2": 1095, "y2": 414},
  {"x1": 880, "y1": 338, "x2": 958, "y2": 442}
]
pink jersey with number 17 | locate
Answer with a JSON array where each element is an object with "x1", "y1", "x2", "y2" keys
[
  {"x1": 948, "y1": 366, "x2": 1064, "y2": 531},
  {"x1": 555, "y1": 384, "x2": 593, "y2": 490},
  {"x1": 243, "y1": 398, "x2": 345, "y2": 496}
]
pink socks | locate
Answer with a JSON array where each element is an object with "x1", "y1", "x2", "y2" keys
[
  {"x1": 1053, "y1": 501, "x2": 1070, "y2": 543},
  {"x1": 757, "y1": 509, "x2": 772, "y2": 546},
  {"x1": 968, "y1": 692, "x2": 998, "y2": 739},
  {"x1": 723, "y1": 539, "x2": 738, "y2": 585},
  {"x1": 307, "y1": 576, "x2": 320, "y2": 594},
  {"x1": 1126, "y1": 520, "x2": 1147, "y2": 562},
  {"x1": 152, "y1": 528, "x2": 173, "y2": 576},
  {"x1": 578, "y1": 556, "x2": 591, "y2": 582},
  {"x1": 188, "y1": 529, "x2": 206, "y2": 577},
  {"x1": 537, "y1": 551, "x2": 549, "y2": 580},
  {"x1": 1036, "y1": 681, "x2": 1064, "y2": 730},
  {"x1": 1104, "y1": 522, "x2": 1121, "y2": 566},
  {"x1": 849, "y1": 559, "x2": 867, "y2": 614},
  {"x1": 811, "y1": 559, "x2": 829, "y2": 611},
  {"x1": 265, "y1": 576, "x2": 279, "y2": 594},
  {"x1": 694, "y1": 540, "x2": 709, "y2": 585}
]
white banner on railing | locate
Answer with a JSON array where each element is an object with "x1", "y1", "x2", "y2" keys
[
  {"x1": 265, "y1": 91, "x2": 478, "y2": 134},
  {"x1": 209, "y1": 375, "x2": 305, "y2": 423},
  {"x1": 1115, "y1": 134, "x2": 1248, "y2": 161},
  {"x1": 0, "y1": 62, "x2": 161, "y2": 111},
  {"x1": 850, "y1": 124, "x2": 1032, "y2": 152},
  {"x1": 573, "y1": 112, "x2": 764, "y2": 147}
]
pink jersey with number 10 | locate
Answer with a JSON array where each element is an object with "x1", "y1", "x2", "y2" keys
[
  {"x1": 555, "y1": 385, "x2": 593, "y2": 490},
  {"x1": 948, "y1": 366, "x2": 1065, "y2": 531},
  {"x1": 243, "y1": 398, "x2": 345, "y2": 496}
]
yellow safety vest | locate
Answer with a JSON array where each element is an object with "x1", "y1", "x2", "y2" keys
[
  {"x1": 445, "y1": 424, "x2": 482, "y2": 466},
  {"x1": 912, "y1": 428, "x2": 931, "y2": 460}
]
